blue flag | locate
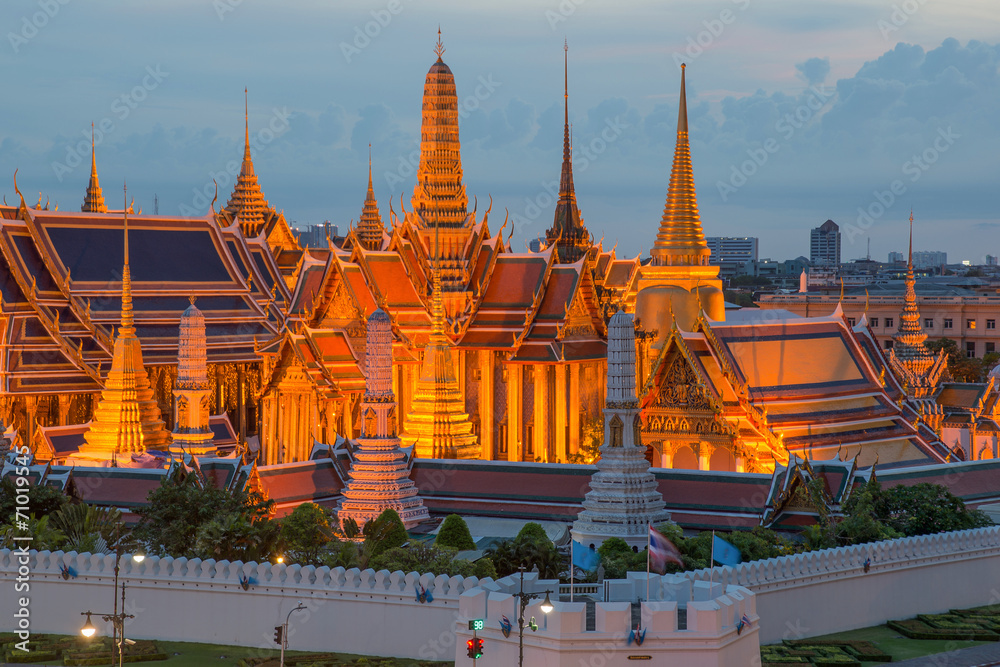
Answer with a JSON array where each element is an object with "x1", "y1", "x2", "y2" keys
[
  {"x1": 712, "y1": 535, "x2": 741, "y2": 566},
  {"x1": 572, "y1": 540, "x2": 601, "y2": 570}
]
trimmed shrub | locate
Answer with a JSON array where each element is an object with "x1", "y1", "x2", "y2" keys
[{"x1": 435, "y1": 514, "x2": 476, "y2": 550}]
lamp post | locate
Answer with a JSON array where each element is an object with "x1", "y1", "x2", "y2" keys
[
  {"x1": 79, "y1": 521, "x2": 143, "y2": 667},
  {"x1": 512, "y1": 565, "x2": 553, "y2": 667},
  {"x1": 279, "y1": 601, "x2": 307, "y2": 667}
]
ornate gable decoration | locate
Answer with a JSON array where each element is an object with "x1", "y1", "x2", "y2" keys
[
  {"x1": 650, "y1": 352, "x2": 712, "y2": 411},
  {"x1": 558, "y1": 290, "x2": 598, "y2": 340}
]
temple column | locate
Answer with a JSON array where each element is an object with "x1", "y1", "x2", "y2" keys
[
  {"x1": 735, "y1": 453, "x2": 745, "y2": 473},
  {"x1": 480, "y1": 351, "x2": 493, "y2": 459},
  {"x1": 697, "y1": 442, "x2": 710, "y2": 471},
  {"x1": 237, "y1": 364, "x2": 246, "y2": 442},
  {"x1": 534, "y1": 365, "x2": 547, "y2": 462},
  {"x1": 215, "y1": 365, "x2": 223, "y2": 415},
  {"x1": 660, "y1": 444, "x2": 672, "y2": 469},
  {"x1": 57, "y1": 395, "x2": 71, "y2": 426},
  {"x1": 554, "y1": 364, "x2": 567, "y2": 461},
  {"x1": 506, "y1": 364, "x2": 520, "y2": 462},
  {"x1": 24, "y1": 396, "x2": 38, "y2": 454},
  {"x1": 569, "y1": 364, "x2": 580, "y2": 456}
]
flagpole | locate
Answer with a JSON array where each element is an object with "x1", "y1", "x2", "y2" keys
[
  {"x1": 570, "y1": 540, "x2": 574, "y2": 603},
  {"x1": 646, "y1": 524, "x2": 651, "y2": 603}
]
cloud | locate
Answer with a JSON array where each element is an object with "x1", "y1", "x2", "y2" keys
[{"x1": 796, "y1": 57, "x2": 831, "y2": 85}]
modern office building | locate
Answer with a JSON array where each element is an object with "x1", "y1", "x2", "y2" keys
[{"x1": 810, "y1": 220, "x2": 841, "y2": 266}]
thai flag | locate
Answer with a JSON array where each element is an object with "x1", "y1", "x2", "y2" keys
[
  {"x1": 737, "y1": 613, "x2": 752, "y2": 635},
  {"x1": 742, "y1": 613, "x2": 751, "y2": 626},
  {"x1": 648, "y1": 525, "x2": 683, "y2": 574}
]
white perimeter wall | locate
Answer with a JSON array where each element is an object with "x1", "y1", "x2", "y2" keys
[
  {"x1": 680, "y1": 526, "x2": 1000, "y2": 644},
  {"x1": 0, "y1": 550, "x2": 482, "y2": 662},
  {"x1": 3, "y1": 526, "x2": 999, "y2": 657}
]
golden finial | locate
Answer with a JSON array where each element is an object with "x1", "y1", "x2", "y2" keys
[
  {"x1": 434, "y1": 26, "x2": 445, "y2": 60},
  {"x1": 189, "y1": 295, "x2": 197, "y2": 306},
  {"x1": 839, "y1": 276, "x2": 844, "y2": 303},
  {"x1": 121, "y1": 180, "x2": 134, "y2": 335},
  {"x1": 864, "y1": 288, "x2": 870, "y2": 312}
]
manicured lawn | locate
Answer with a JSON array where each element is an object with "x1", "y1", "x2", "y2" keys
[
  {"x1": 2, "y1": 635, "x2": 453, "y2": 666},
  {"x1": 802, "y1": 619, "x2": 993, "y2": 665}
]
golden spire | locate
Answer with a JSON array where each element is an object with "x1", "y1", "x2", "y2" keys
[
  {"x1": 226, "y1": 88, "x2": 272, "y2": 237},
  {"x1": 357, "y1": 144, "x2": 385, "y2": 250},
  {"x1": 650, "y1": 64, "x2": 711, "y2": 267},
  {"x1": 410, "y1": 30, "x2": 469, "y2": 229},
  {"x1": 892, "y1": 210, "x2": 934, "y2": 369},
  {"x1": 121, "y1": 182, "x2": 134, "y2": 336},
  {"x1": 79, "y1": 182, "x2": 169, "y2": 458},
  {"x1": 403, "y1": 210, "x2": 478, "y2": 460},
  {"x1": 545, "y1": 40, "x2": 589, "y2": 264},
  {"x1": 82, "y1": 123, "x2": 108, "y2": 213}
]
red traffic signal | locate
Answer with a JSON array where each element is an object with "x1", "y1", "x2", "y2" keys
[{"x1": 466, "y1": 637, "x2": 484, "y2": 658}]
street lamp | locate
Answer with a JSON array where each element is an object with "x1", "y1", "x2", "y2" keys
[
  {"x1": 513, "y1": 566, "x2": 553, "y2": 667},
  {"x1": 279, "y1": 601, "x2": 307, "y2": 667},
  {"x1": 78, "y1": 521, "x2": 145, "y2": 667}
]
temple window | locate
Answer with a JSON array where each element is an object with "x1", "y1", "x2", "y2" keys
[
  {"x1": 885, "y1": 317, "x2": 894, "y2": 328},
  {"x1": 943, "y1": 318, "x2": 953, "y2": 329},
  {"x1": 610, "y1": 415, "x2": 623, "y2": 447},
  {"x1": 924, "y1": 318, "x2": 934, "y2": 328},
  {"x1": 966, "y1": 342, "x2": 976, "y2": 358},
  {"x1": 967, "y1": 319, "x2": 976, "y2": 330},
  {"x1": 988, "y1": 319, "x2": 996, "y2": 330},
  {"x1": 870, "y1": 317, "x2": 879, "y2": 328}
]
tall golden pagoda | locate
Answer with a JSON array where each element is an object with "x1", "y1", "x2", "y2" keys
[
  {"x1": 888, "y1": 212, "x2": 947, "y2": 398},
  {"x1": 78, "y1": 187, "x2": 170, "y2": 459},
  {"x1": 403, "y1": 226, "x2": 478, "y2": 459},
  {"x1": 635, "y1": 64, "x2": 724, "y2": 339},
  {"x1": 82, "y1": 124, "x2": 107, "y2": 213},
  {"x1": 407, "y1": 30, "x2": 475, "y2": 299},
  {"x1": 355, "y1": 148, "x2": 385, "y2": 251},
  {"x1": 545, "y1": 41, "x2": 591, "y2": 264},
  {"x1": 169, "y1": 297, "x2": 215, "y2": 455},
  {"x1": 226, "y1": 89, "x2": 272, "y2": 238}
]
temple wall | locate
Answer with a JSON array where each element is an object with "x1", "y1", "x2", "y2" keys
[
  {"x1": 678, "y1": 525, "x2": 1000, "y2": 644},
  {"x1": 0, "y1": 549, "x2": 485, "y2": 662}
]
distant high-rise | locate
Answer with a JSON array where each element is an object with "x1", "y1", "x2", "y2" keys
[
  {"x1": 912, "y1": 250, "x2": 947, "y2": 269},
  {"x1": 888, "y1": 251, "x2": 904, "y2": 264},
  {"x1": 706, "y1": 236, "x2": 758, "y2": 265},
  {"x1": 810, "y1": 220, "x2": 840, "y2": 266}
]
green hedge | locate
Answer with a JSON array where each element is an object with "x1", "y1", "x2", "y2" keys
[{"x1": 4, "y1": 650, "x2": 58, "y2": 663}]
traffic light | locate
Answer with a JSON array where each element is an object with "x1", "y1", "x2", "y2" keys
[
  {"x1": 466, "y1": 639, "x2": 475, "y2": 658},
  {"x1": 466, "y1": 637, "x2": 484, "y2": 659},
  {"x1": 273, "y1": 626, "x2": 283, "y2": 646}
]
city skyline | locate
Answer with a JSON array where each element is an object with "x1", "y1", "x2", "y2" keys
[{"x1": 2, "y1": 1, "x2": 998, "y2": 262}]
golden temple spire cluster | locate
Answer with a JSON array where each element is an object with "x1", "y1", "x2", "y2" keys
[
  {"x1": 651, "y1": 64, "x2": 711, "y2": 267},
  {"x1": 410, "y1": 29, "x2": 469, "y2": 229},
  {"x1": 79, "y1": 184, "x2": 169, "y2": 459},
  {"x1": 545, "y1": 41, "x2": 590, "y2": 264},
  {"x1": 356, "y1": 146, "x2": 385, "y2": 250},
  {"x1": 82, "y1": 123, "x2": 107, "y2": 213},
  {"x1": 226, "y1": 88, "x2": 272, "y2": 237}
]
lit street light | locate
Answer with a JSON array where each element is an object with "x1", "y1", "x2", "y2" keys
[{"x1": 513, "y1": 566, "x2": 553, "y2": 667}]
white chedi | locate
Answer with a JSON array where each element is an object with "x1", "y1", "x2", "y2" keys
[{"x1": 572, "y1": 310, "x2": 670, "y2": 548}]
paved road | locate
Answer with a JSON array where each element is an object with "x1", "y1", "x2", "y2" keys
[{"x1": 891, "y1": 642, "x2": 1000, "y2": 666}]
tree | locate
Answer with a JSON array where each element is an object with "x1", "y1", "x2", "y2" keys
[
  {"x1": 484, "y1": 522, "x2": 564, "y2": 578},
  {"x1": 132, "y1": 468, "x2": 276, "y2": 559},
  {"x1": 927, "y1": 337, "x2": 984, "y2": 382},
  {"x1": 435, "y1": 514, "x2": 476, "y2": 551},
  {"x1": 872, "y1": 483, "x2": 993, "y2": 536},
  {"x1": 280, "y1": 502, "x2": 334, "y2": 565},
  {"x1": 0, "y1": 477, "x2": 68, "y2": 523},
  {"x1": 371, "y1": 542, "x2": 475, "y2": 577},
  {"x1": 0, "y1": 515, "x2": 65, "y2": 551},
  {"x1": 568, "y1": 417, "x2": 603, "y2": 464},
  {"x1": 49, "y1": 504, "x2": 125, "y2": 555}
]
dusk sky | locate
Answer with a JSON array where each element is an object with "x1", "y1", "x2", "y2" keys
[{"x1": 2, "y1": 0, "x2": 999, "y2": 263}]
